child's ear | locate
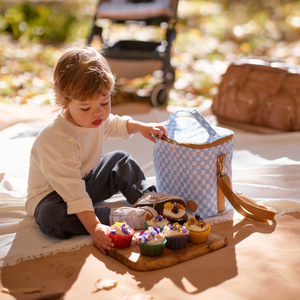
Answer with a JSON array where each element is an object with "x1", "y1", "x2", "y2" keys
[{"x1": 64, "y1": 97, "x2": 71, "y2": 108}]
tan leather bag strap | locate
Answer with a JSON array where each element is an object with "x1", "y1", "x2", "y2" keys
[{"x1": 217, "y1": 155, "x2": 276, "y2": 222}]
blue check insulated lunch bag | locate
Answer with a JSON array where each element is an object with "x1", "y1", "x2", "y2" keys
[{"x1": 153, "y1": 109, "x2": 234, "y2": 219}]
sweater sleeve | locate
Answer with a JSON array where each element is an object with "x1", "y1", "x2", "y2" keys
[{"x1": 103, "y1": 114, "x2": 132, "y2": 141}]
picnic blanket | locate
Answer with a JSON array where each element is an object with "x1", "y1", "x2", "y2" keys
[{"x1": 1, "y1": 103, "x2": 300, "y2": 268}]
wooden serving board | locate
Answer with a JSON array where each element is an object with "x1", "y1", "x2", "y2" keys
[{"x1": 107, "y1": 230, "x2": 227, "y2": 271}]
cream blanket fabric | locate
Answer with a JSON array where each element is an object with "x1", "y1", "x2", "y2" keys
[{"x1": 1, "y1": 104, "x2": 300, "y2": 268}]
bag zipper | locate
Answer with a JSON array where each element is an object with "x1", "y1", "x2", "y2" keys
[{"x1": 158, "y1": 134, "x2": 234, "y2": 149}]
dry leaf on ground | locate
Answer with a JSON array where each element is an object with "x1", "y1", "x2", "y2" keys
[
  {"x1": 92, "y1": 278, "x2": 118, "y2": 293},
  {"x1": 122, "y1": 293, "x2": 154, "y2": 300},
  {"x1": 2, "y1": 286, "x2": 44, "y2": 294}
]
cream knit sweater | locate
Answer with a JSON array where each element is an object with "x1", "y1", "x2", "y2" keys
[{"x1": 26, "y1": 111, "x2": 131, "y2": 218}]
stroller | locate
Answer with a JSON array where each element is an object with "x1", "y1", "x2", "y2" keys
[{"x1": 87, "y1": 0, "x2": 179, "y2": 106}]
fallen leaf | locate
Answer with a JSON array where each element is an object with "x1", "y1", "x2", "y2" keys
[
  {"x1": 92, "y1": 278, "x2": 118, "y2": 293},
  {"x1": 121, "y1": 293, "x2": 154, "y2": 300},
  {"x1": 2, "y1": 286, "x2": 44, "y2": 294}
]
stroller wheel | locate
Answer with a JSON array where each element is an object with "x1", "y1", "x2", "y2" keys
[{"x1": 150, "y1": 83, "x2": 169, "y2": 106}]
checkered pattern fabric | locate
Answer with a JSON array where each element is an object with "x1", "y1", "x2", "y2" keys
[{"x1": 153, "y1": 109, "x2": 234, "y2": 219}]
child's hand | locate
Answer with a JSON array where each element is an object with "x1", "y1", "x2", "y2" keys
[
  {"x1": 91, "y1": 224, "x2": 114, "y2": 255},
  {"x1": 127, "y1": 120, "x2": 168, "y2": 143},
  {"x1": 76, "y1": 211, "x2": 114, "y2": 254},
  {"x1": 138, "y1": 123, "x2": 167, "y2": 142}
]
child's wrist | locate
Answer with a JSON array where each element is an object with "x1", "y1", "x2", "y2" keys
[
  {"x1": 89, "y1": 221, "x2": 101, "y2": 234},
  {"x1": 127, "y1": 119, "x2": 142, "y2": 134}
]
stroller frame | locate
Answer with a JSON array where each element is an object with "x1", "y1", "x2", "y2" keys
[{"x1": 87, "y1": 0, "x2": 179, "y2": 106}]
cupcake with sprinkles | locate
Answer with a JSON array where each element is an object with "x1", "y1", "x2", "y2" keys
[
  {"x1": 108, "y1": 222, "x2": 134, "y2": 248},
  {"x1": 162, "y1": 202, "x2": 187, "y2": 225},
  {"x1": 144, "y1": 214, "x2": 169, "y2": 231},
  {"x1": 184, "y1": 214, "x2": 211, "y2": 244},
  {"x1": 163, "y1": 222, "x2": 189, "y2": 250},
  {"x1": 136, "y1": 226, "x2": 167, "y2": 257}
]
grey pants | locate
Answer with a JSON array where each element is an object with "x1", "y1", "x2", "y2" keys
[{"x1": 34, "y1": 150, "x2": 156, "y2": 239}]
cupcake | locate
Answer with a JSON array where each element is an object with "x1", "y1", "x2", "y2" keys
[
  {"x1": 136, "y1": 226, "x2": 166, "y2": 257},
  {"x1": 162, "y1": 202, "x2": 187, "y2": 225},
  {"x1": 108, "y1": 222, "x2": 134, "y2": 248},
  {"x1": 144, "y1": 214, "x2": 169, "y2": 231},
  {"x1": 163, "y1": 222, "x2": 189, "y2": 250},
  {"x1": 184, "y1": 215, "x2": 211, "y2": 244}
]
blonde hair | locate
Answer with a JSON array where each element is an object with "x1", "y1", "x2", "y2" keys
[{"x1": 53, "y1": 46, "x2": 115, "y2": 107}]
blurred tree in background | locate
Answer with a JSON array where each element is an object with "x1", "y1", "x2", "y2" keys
[
  {"x1": 0, "y1": 0, "x2": 93, "y2": 43},
  {"x1": 1, "y1": 0, "x2": 300, "y2": 107}
]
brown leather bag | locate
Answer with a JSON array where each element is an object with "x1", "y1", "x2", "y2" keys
[{"x1": 212, "y1": 58, "x2": 300, "y2": 132}]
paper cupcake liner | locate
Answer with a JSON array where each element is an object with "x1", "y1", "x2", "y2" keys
[
  {"x1": 188, "y1": 224, "x2": 211, "y2": 244},
  {"x1": 108, "y1": 229, "x2": 134, "y2": 248},
  {"x1": 139, "y1": 239, "x2": 167, "y2": 257},
  {"x1": 165, "y1": 234, "x2": 189, "y2": 250},
  {"x1": 166, "y1": 214, "x2": 188, "y2": 225}
]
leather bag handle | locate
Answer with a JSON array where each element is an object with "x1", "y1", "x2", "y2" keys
[
  {"x1": 186, "y1": 154, "x2": 276, "y2": 222},
  {"x1": 217, "y1": 155, "x2": 276, "y2": 222},
  {"x1": 217, "y1": 174, "x2": 276, "y2": 222}
]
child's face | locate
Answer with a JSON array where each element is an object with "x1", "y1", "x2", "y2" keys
[{"x1": 65, "y1": 91, "x2": 111, "y2": 128}]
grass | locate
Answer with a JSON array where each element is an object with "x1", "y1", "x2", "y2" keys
[{"x1": 1, "y1": 0, "x2": 300, "y2": 107}]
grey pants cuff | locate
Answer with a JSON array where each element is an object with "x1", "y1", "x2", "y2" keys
[{"x1": 95, "y1": 206, "x2": 111, "y2": 226}]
